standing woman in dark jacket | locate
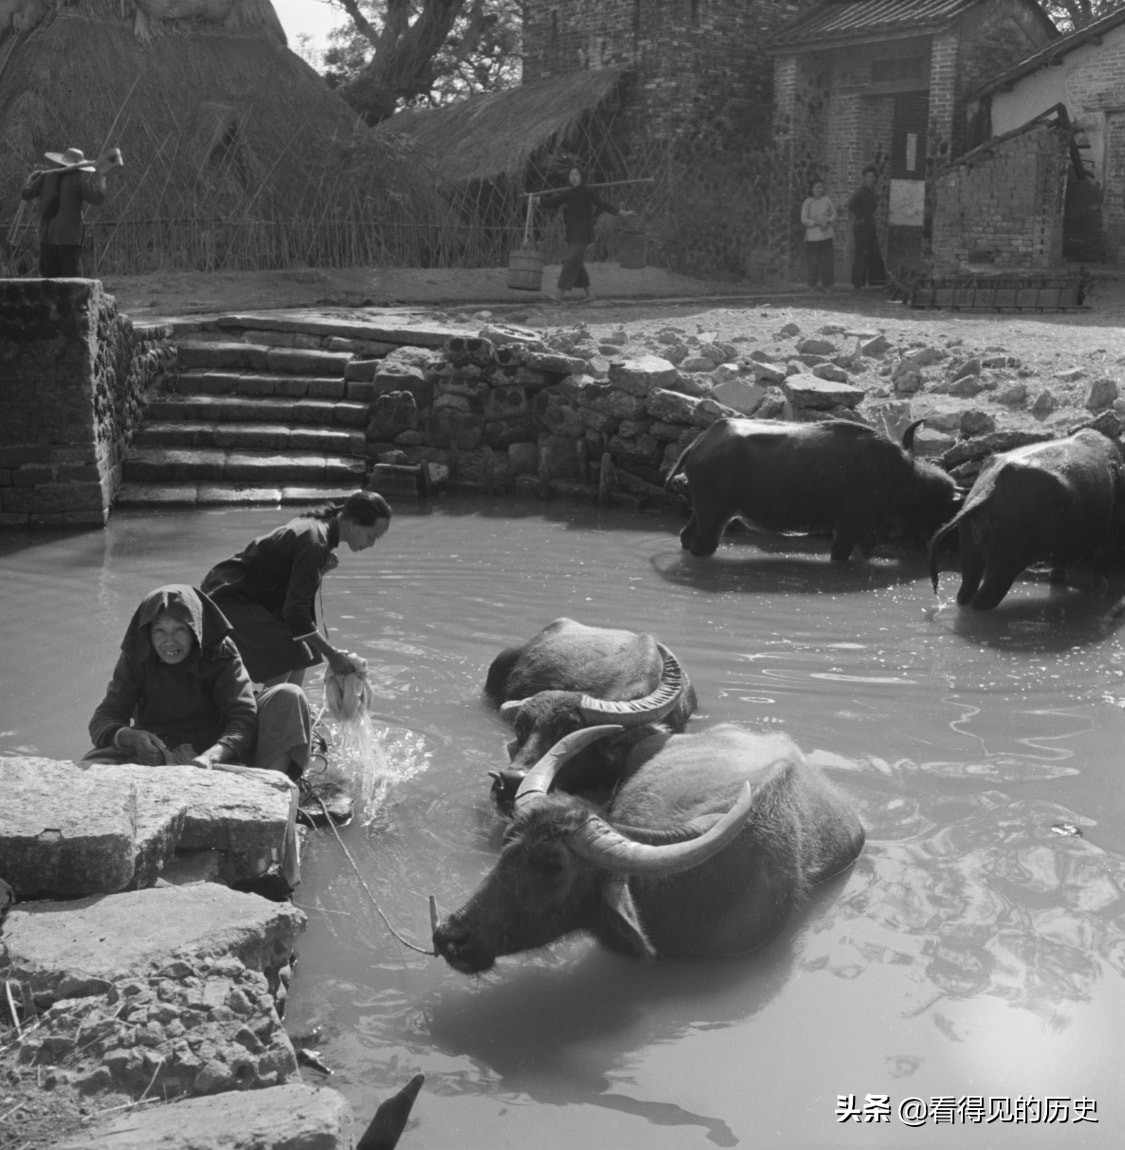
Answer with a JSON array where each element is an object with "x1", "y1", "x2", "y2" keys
[
  {"x1": 534, "y1": 167, "x2": 631, "y2": 302},
  {"x1": 847, "y1": 165, "x2": 886, "y2": 290},
  {"x1": 201, "y1": 490, "x2": 392, "y2": 687}
]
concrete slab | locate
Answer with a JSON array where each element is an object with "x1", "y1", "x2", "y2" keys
[
  {"x1": 53, "y1": 1084, "x2": 354, "y2": 1150},
  {"x1": 2, "y1": 883, "x2": 305, "y2": 1003},
  {"x1": 0, "y1": 757, "x2": 294, "y2": 897}
]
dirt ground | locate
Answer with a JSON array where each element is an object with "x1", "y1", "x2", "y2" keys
[{"x1": 100, "y1": 260, "x2": 1125, "y2": 435}]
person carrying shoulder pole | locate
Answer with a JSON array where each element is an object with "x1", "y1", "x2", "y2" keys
[{"x1": 20, "y1": 144, "x2": 124, "y2": 278}]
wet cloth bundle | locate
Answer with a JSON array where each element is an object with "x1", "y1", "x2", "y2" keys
[{"x1": 324, "y1": 654, "x2": 372, "y2": 721}]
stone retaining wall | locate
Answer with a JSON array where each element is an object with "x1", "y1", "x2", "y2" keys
[{"x1": 0, "y1": 279, "x2": 175, "y2": 530}]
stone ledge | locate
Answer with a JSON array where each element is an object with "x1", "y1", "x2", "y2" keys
[
  {"x1": 0, "y1": 757, "x2": 294, "y2": 898},
  {"x1": 53, "y1": 1083, "x2": 353, "y2": 1150}
]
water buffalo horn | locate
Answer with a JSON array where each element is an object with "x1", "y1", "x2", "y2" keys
[
  {"x1": 901, "y1": 418, "x2": 926, "y2": 453},
  {"x1": 514, "y1": 723, "x2": 625, "y2": 811},
  {"x1": 578, "y1": 644, "x2": 686, "y2": 728},
  {"x1": 569, "y1": 781, "x2": 754, "y2": 876},
  {"x1": 498, "y1": 699, "x2": 523, "y2": 724}
]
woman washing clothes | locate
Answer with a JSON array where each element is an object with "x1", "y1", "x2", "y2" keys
[
  {"x1": 201, "y1": 490, "x2": 392, "y2": 688},
  {"x1": 85, "y1": 584, "x2": 310, "y2": 892}
]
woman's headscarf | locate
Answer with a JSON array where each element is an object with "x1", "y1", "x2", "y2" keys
[{"x1": 121, "y1": 585, "x2": 234, "y2": 663}]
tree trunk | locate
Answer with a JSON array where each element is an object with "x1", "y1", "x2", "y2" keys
[{"x1": 338, "y1": 0, "x2": 489, "y2": 123}]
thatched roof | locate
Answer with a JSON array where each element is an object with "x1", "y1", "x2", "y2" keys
[
  {"x1": 371, "y1": 68, "x2": 626, "y2": 185},
  {"x1": 0, "y1": 2, "x2": 442, "y2": 272},
  {"x1": 0, "y1": 3, "x2": 354, "y2": 208}
]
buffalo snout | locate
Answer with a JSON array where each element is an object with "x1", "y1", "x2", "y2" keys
[
  {"x1": 488, "y1": 768, "x2": 526, "y2": 813},
  {"x1": 433, "y1": 915, "x2": 495, "y2": 975}
]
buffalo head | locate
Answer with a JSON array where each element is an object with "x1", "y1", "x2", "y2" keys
[
  {"x1": 489, "y1": 643, "x2": 689, "y2": 809},
  {"x1": 435, "y1": 725, "x2": 753, "y2": 973}
]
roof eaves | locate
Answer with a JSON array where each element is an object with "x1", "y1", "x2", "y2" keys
[
  {"x1": 969, "y1": 6, "x2": 1125, "y2": 101},
  {"x1": 766, "y1": 0, "x2": 971, "y2": 52}
]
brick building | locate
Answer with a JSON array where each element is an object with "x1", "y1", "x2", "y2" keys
[
  {"x1": 965, "y1": 8, "x2": 1125, "y2": 263},
  {"x1": 768, "y1": 0, "x2": 1056, "y2": 280}
]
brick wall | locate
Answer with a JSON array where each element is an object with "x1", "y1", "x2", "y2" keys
[
  {"x1": 523, "y1": 0, "x2": 808, "y2": 276},
  {"x1": 932, "y1": 121, "x2": 1070, "y2": 273},
  {"x1": 524, "y1": 0, "x2": 803, "y2": 137},
  {"x1": 990, "y1": 23, "x2": 1125, "y2": 261},
  {"x1": 0, "y1": 279, "x2": 173, "y2": 530},
  {"x1": 771, "y1": 50, "x2": 831, "y2": 275}
]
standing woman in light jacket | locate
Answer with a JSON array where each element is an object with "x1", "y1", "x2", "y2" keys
[
  {"x1": 201, "y1": 490, "x2": 392, "y2": 687},
  {"x1": 800, "y1": 178, "x2": 837, "y2": 292},
  {"x1": 533, "y1": 166, "x2": 633, "y2": 302}
]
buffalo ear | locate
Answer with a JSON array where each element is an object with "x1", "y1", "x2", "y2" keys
[{"x1": 598, "y1": 877, "x2": 656, "y2": 960}]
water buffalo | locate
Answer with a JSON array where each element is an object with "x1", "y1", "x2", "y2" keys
[
  {"x1": 666, "y1": 417, "x2": 959, "y2": 560},
  {"x1": 484, "y1": 617, "x2": 697, "y2": 808},
  {"x1": 433, "y1": 723, "x2": 865, "y2": 971},
  {"x1": 929, "y1": 428, "x2": 1125, "y2": 610}
]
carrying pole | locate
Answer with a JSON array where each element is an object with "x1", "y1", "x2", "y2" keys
[{"x1": 520, "y1": 178, "x2": 655, "y2": 197}]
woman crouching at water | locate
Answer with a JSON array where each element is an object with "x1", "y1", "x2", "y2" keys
[
  {"x1": 201, "y1": 490, "x2": 392, "y2": 688},
  {"x1": 86, "y1": 584, "x2": 311, "y2": 780},
  {"x1": 86, "y1": 584, "x2": 309, "y2": 892}
]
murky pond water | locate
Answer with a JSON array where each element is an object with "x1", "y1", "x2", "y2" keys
[{"x1": 2, "y1": 495, "x2": 1123, "y2": 1148}]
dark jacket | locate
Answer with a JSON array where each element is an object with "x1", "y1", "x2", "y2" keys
[
  {"x1": 539, "y1": 185, "x2": 619, "y2": 245},
  {"x1": 21, "y1": 168, "x2": 108, "y2": 246},
  {"x1": 201, "y1": 514, "x2": 338, "y2": 641},
  {"x1": 848, "y1": 186, "x2": 878, "y2": 229},
  {"x1": 89, "y1": 585, "x2": 257, "y2": 757}
]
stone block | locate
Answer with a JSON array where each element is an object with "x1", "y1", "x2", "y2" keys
[
  {"x1": 264, "y1": 348, "x2": 351, "y2": 378},
  {"x1": 1085, "y1": 377, "x2": 1118, "y2": 413},
  {"x1": 533, "y1": 393, "x2": 583, "y2": 437},
  {"x1": 2, "y1": 884, "x2": 305, "y2": 1006},
  {"x1": 444, "y1": 334, "x2": 496, "y2": 367},
  {"x1": 575, "y1": 381, "x2": 647, "y2": 420},
  {"x1": 523, "y1": 350, "x2": 587, "y2": 376},
  {"x1": 484, "y1": 385, "x2": 530, "y2": 421},
  {"x1": 428, "y1": 408, "x2": 483, "y2": 450},
  {"x1": 712, "y1": 378, "x2": 767, "y2": 416},
  {"x1": 608, "y1": 354, "x2": 679, "y2": 396},
  {"x1": 646, "y1": 387, "x2": 705, "y2": 425},
  {"x1": 0, "y1": 757, "x2": 139, "y2": 897},
  {"x1": 178, "y1": 343, "x2": 268, "y2": 372},
  {"x1": 781, "y1": 373, "x2": 864, "y2": 411},
  {"x1": 0, "y1": 481, "x2": 104, "y2": 515},
  {"x1": 508, "y1": 441, "x2": 538, "y2": 475},
  {"x1": 795, "y1": 337, "x2": 837, "y2": 356},
  {"x1": 484, "y1": 416, "x2": 538, "y2": 449},
  {"x1": 812, "y1": 364, "x2": 850, "y2": 384}
]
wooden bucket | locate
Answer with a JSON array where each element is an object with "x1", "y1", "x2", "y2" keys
[
  {"x1": 508, "y1": 245, "x2": 544, "y2": 291},
  {"x1": 509, "y1": 193, "x2": 545, "y2": 291},
  {"x1": 618, "y1": 228, "x2": 647, "y2": 269}
]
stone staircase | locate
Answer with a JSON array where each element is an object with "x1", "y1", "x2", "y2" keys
[{"x1": 116, "y1": 324, "x2": 376, "y2": 509}]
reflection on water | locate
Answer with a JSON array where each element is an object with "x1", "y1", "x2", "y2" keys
[{"x1": 2, "y1": 495, "x2": 1123, "y2": 1147}]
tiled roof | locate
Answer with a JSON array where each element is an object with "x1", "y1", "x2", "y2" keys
[
  {"x1": 770, "y1": 0, "x2": 1043, "y2": 48},
  {"x1": 971, "y1": 6, "x2": 1125, "y2": 99}
]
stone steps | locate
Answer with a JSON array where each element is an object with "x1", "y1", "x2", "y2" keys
[
  {"x1": 123, "y1": 445, "x2": 366, "y2": 484},
  {"x1": 133, "y1": 420, "x2": 366, "y2": 454},
  {"x1": 120, "y1": 330, "x2": 375, "y2": 509},
  {"x1": 168, "y1": 370, "x2": 358, "y2": 401},
  {"x1": 115, "y1": 480, "x2": 359, "y2": 509},
  {"x1": 145, "y1": 394, "x2": 369, "y2": 427}
]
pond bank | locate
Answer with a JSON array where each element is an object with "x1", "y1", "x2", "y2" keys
[{"x1": 0, "y1": 754, "x2": 386, "y2": 1149}]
